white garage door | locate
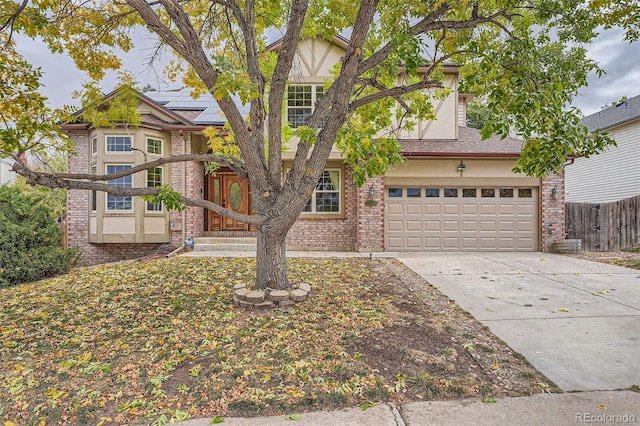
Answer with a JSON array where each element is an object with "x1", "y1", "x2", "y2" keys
[{"x1": 385, "y1": 186, "x2": 538, "y2": 251}]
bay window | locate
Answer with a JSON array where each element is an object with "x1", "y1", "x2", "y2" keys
[{"x1": 106, "y1": 165, "x2": 132, "y2": 210}]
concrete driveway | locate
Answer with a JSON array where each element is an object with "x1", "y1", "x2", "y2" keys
[{"x1": 396, "y1": 252, "x2": 640, "y2": 392}]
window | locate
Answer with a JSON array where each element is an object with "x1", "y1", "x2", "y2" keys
[
  {"x1": 463, "y1": 188, "x2": 477, "y2": 198},
  {"x1": 91, "y1": 165, "x2": 97, "y2": 212},
  {"x1": 407, "y1": 188, "x2": 421, "y2": 197},
  {"x1": 481, "y1": 188, "x2": 495, "y2": 197},
  {"x1": 287, "y1": 85, "x2": 325, "y2": 128},
  {"x1": 106, "y1": 165, "x2": 132, "y2": 210},
  {"x1": 147, "y1": 138, "x2": 162, "y2": 155},
  {"x1": 444, "y1": 188, "x2": 458, "y2": 197},
  {"x1": 303, "y1": 169, "x2": 340, "y2": 213},
  {"x1": 106, "y1": 136, "x2": 132, "y2": 152},
  {"x1": 518, "y1": 188, "x2": 533, "y2": 198},
  {"x1": 425, "y1": 188, "x2": 440, "y2": 198},
  {"x1": 500, "y1": 188, "x2": 514, "y2": 198},
  {"x1": 388, "y1": 188, "x2": 403, "y2": 198},
  {"x1": 91, "y1": 136, "x2": 98, "y2": 156},
  {"x1": 147, "y1": 167, "x2": 163, "y2": 211}
]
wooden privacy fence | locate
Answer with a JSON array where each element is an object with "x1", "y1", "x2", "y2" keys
[{"x1": 566, "y1": 195, "x2": 640, "y2": 251}]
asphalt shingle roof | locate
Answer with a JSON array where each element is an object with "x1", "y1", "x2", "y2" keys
[
  {"x1": 400, "y1": 126, "x2": 524, "y2": 156},
  {"x1": 580, "y1": 94, "x2": 640, "y2": 132}
]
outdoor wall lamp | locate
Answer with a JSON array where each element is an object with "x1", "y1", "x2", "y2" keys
[
  {"x1": 368, "y1": 184, "x2": 376, "y2": 198},
  {"x1": 551, "y1": 186, "x2": 558, "y2": 199},
  {"x1": 457, "y1": 160, "x2": 466, "y2": 172}
]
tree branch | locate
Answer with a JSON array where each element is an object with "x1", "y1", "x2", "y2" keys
[{"x1": 11, "y1": 155, "x2": 263, "y2": 225}]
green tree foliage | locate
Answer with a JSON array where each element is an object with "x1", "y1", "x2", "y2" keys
[
  {"x1": 465, "y1": 99, "x2": 492, "y2": 130},
  {"x1": 1, "y1": 0, "x2": 638, "y2": 288},
  {"x1": 0, "y1": 185, "x2": 79, "y2": 287}
]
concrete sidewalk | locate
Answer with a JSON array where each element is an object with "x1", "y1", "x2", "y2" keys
[
  {"x1": 181, "y1": 391, "x2": 640, "y2": 425},
  {"x1": 397, "y1": 252, "x2": 640, "y2": 392}
]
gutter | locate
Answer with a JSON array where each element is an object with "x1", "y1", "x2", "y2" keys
[{"x1": 401, "y1": 151, "x2": 521, "y2": 158}]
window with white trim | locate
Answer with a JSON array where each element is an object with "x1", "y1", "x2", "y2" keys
[
  {"x1": 91, "y1": 165, "x2": 97, "y2": 212},
  {"x1": 91, "y1": 136, "x2": 98, "y2": 157},
  {"x1": 106, "y1": 165, "x2": 132, "y2": 210},
  {"x1": 287, "y1": 85, "x2": 326, "y2": 128},
  {"x1": 147, "y1": 137, "x2": 162, "y2": 155},
  {"x1": 303, "y1": 169, "x2": 340, "y2": 213},
  {"x1": 146, "y1": 167, "x2": 163, "y2": 211},
  {"x1": 106, "y1": 136, "x2": 132, "y2": 152}
]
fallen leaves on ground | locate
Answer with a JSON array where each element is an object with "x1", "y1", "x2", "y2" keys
[{"x1": 0, "y1": 257, "x2": 555, "y2": 425}]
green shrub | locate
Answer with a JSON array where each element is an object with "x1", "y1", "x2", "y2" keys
[{"x1": 0, "y1": 185, "x2": 79, "y2": 287}]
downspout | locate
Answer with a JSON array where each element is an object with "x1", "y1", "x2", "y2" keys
[{"x1": 182, "y1": 131, "x2": 187, "y2": 246}]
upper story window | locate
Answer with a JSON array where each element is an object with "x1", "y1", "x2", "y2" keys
[
  {"x1": 91, "y1": 136, "x2": 98, "y2": 157},
  {"x1": 287, "y1": 85, "x2": 325, "y2": 128},
  {"x1": 91, "y1": 165, "x2": 97, "y2": 212},
  {"x1": 106, "y1": 136, "x2": 132, "y2": 152},
  {"x1": 303, "y1": 169, "x2": 340, "y2": 213},
  {"x1": 147, "y1": 137, "x2": 162, "y2": 155},
  {"x1": 106, "y1": 164, "x2": 133, "y2": 210}
]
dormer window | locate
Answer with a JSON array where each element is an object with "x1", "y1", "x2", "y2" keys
[{"x1": 287, "y1": 85, "x2": 325, "y2": 128}]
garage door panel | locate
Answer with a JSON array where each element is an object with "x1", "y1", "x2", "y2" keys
[
  {"x1": 442, "y1": 238, "x2": 460, "y2": 249},
  {"x1": 385, "y1": 186, "x2": 538, "y2": 251},
  {"x1": 387, "y1": 220, "x2": 404, "y2": 232},
  {"x1": 387, "y1": 204, "x2": 403, "y2": 216},
  {"x1": 498, "y1": 204, "x2": 515, "y2": 215},
  {"x1": 443, "y1": 221, "x2": 459, "y2": 232},
  {"x1": 461, "y1": 220, "x2": 478, "y2": 231},
  {"x1": 425, "y1": 220, "x2": 440, "y2": 231},
  {"x1": 480, "y1": 220, "x2": 497, "y2": 231},
  {"x1": 499, "y1": 221, "x2": 515, "y2": 231},
  {"x1": 406, "y1": 204, "x2": 422, "y2": 215},
  {"x1": 443, "y1": 204, "x2": 459, "y2": 214},
  {"x1": 425, "y1": 204, "x2": 441, "y2": 215},
  {"x1": 480, "y1": 204, "x2": 497, "y2": 215},
  {"x1": 406, "y1": 220, "x2": 422, "y2": 232},
  {"x1": 461, "y1": 204, "x2": 479, "y2": 215},
  {"x1": 406, "y1": 237, "x2": 423, "y2": 248}
]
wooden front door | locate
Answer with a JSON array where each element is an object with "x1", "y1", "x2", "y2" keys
[{"x1": 205, "y1": 171, "x2": 253, "y2": 231}]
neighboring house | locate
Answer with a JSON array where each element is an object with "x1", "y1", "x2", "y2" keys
[
  {"x1": 566, "y1": 94, "x2": 640, "y2": 203},
  {"x1": 0, "y1": 158, "x2": 17, "y2": 185},
  {"x1": 63, "y1": 37, "x2": 565, "y2": 265}
]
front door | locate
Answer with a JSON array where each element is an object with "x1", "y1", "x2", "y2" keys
[{"x1": 205, "y1": 171, "x2": 253, "y2": 231}]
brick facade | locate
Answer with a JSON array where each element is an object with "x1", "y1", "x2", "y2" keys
[
  {"x1": 67, "y1": 129, "x2": 565, "y2": 262},
  {"x1": 540, "y1": 171, "x2": 566, "y2": 252},
  {"x1": 356, "y1": 177, "x2": 385, "y2": 252},
  {"x1": 286, "y1": 167, "x2": 358, "y2": 250}
]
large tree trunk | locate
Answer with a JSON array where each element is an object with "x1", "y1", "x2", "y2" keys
[{"x1": 255, "y1": 223, "x2": 290, "y2": 290}]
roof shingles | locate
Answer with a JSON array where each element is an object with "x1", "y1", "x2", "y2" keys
[{"x1": 581, "y1": 94, "x2": 640, "y2": 132}]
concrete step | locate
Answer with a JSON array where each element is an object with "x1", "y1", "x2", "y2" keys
[{"x1": 193, "y1": 237, "x2": 256, "y2": 252}]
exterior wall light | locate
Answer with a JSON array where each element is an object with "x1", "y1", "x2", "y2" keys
[
  {"x1": 368, "y1": 184, "x2": 376, "y2": 199},
  {"x1": 457, "y1": 161, "x2": 466, "y2": 172},
  {"x1": 551, "y1": 186, "x2": 558, "y2": 199}
]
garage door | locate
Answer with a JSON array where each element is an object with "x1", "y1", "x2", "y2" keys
[{"x1": 385, "y1": 186, "x2": 538, "y2": 251}]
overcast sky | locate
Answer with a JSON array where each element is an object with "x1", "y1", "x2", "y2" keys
[{"x1": 16, "y1": 27, "x2": 639, "y2": 118}]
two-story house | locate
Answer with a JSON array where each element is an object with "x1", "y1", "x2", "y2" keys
[{"x1": 63, "y1": 37, "x2": 565, "y2": 265}]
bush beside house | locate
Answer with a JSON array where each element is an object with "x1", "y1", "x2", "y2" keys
[{"x1": 0, "y1": 185, "x2": 79, "y2": 287}]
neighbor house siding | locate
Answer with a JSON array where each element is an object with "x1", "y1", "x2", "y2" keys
[{"x1": 565, "y1": 120, "x2": 640, "y2": 202}]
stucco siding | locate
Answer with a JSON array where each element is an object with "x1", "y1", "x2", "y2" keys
[{"x1": 566, "y1": 120, "x2": 640, "y2": 202}]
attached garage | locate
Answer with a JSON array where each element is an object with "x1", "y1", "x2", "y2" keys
[{"x1": 385, "y1": 185, "x2": 538, "y2": 251}]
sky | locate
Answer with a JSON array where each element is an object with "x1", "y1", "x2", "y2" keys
[{"x1": 16, "y1": 26, "x2": 639, "y2": 118}]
